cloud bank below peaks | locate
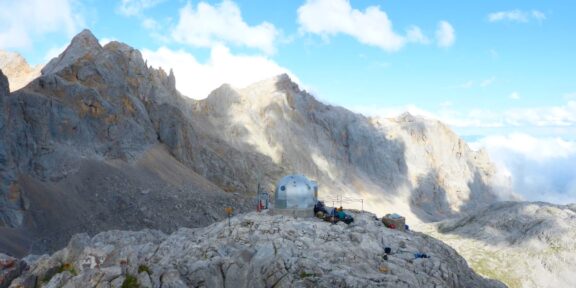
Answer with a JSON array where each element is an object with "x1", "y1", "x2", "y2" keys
[{"x1": 472, "y1": 134, "x2": 576, "y2": 205}]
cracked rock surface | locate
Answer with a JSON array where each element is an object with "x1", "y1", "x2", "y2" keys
[{"x1": 11, "y1": 212, "x2": 504, "y2": 288}]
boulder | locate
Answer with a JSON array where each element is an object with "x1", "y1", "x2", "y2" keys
[{"x1": 0, "y1": 253, "x2": 26, "y2": 288}]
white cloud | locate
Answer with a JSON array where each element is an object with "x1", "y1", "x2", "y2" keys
[
  {"x1": 488, "y1": 10, "x2": 546, "y2": 23},
  {"x1": 99, "y1": 38, "x2": 116, "y2": 46},
  {"x1": 142, "y1": 18, "x2": 160, "y2": 30},
  {"x1": 439, "y1": 101, "x2": 453, "y2": 109},
  {"x1": 117, "y1": 0, "x2": 165, "y2": 16},
  {"x1": 42, "y1": 43, "x2": 69, "y2": 62},
  {"x1": 476, "y1": 134, "x2": 576, "y2": 162},
  {"x1": 0, "y1": 0, "x2": 83, "y2": 50},
  {"x1": 142, "y1": 45, "x2": 294, "y2": 99},
  {"x1": 480, "y1": 77, "x2": 496, "y2": 87},
  {"x1": 489, "y1": 49, "x2": 499, "y2": 59},
  {"x1": 406, "y1": 26, "x2": 429, "y2": 44},
  {"x1": 509, "y1": 91, "x2": 520, "y2": 100},
  {"x1": 436, "y1": 21, "x2": 455, "y2": 47},
  {"x1": 297, "y1": 0, "x2": 423, "y2": 51},
  {"x1": 563, "y1": 92, "x2": 576, "y2": 100},
  {"x1": 457, "y1": 77, "x2": 494, "y2": 89},
  {"x1": 459, "y1": 80, "x2": 474, "y2": 89},
  {"x1": 171, "y1": 1, "x2": 278, "y2": 54},
  {"x1": 531, "y1": 10, "x2": 547, "y2": 21},
  {"x1": 354, "y1": 100, "x2": 576, "y2": 130},
  {"x1": 42, "y1": 37, "x2": 116, "y2": 63},
  {"x1": 505, "y1": 102, "x2": 576, "y2": 127},
  {"x1": 473, "y1": 134, "x2": 576, "y2": 204}
]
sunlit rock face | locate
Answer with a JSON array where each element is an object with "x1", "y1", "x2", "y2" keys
[
  {"x1": 192, "y1": 73, "x2": 501, "y2": 223},
  {"x1": 0, "y1": 50, "x2": 42, "y2": 92}
]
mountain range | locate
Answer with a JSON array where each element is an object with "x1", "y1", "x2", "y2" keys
[
  {"x1": 0, "y1": 29, "x2": 573, "y2": 287},
  {"x1": 0, "y1": 29, "x2": 501, "y2": 257}
]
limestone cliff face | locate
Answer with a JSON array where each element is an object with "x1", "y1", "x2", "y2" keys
[
  {"x1": 189, "y1": 74, "x2": 500, "y2": 222},
  {"x1": 389, "y1": 113, "x2": 498, "y2": 221},
  {"x1": 0, "y1": 50, "x2": 42, "y2": 92},
  {"x1": 0, "y1": 30, "x2": 254, "y2": 256},
  {"x1": 0, "y1": 29, "x2": 500, "y2": 257}
]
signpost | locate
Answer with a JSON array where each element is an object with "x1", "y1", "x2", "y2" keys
[{"x1": 225, "y1": 207, "x2": 233, "y2": 227}]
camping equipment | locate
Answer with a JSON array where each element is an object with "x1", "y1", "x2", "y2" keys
[{"x1": 382, "y1": 213, "x2": 406, "y2": 231}]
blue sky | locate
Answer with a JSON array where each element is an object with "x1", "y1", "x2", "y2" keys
[{"x1": 2, "y1": 0, "x2": 576, "y2": 203}]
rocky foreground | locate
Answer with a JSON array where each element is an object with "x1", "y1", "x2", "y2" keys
[
  {"x1": 6, "y1": 212, "x2": 504, "y2": 288},
  {"x1": 427, "y1": 201, "x2": 576, "y2": 288}
]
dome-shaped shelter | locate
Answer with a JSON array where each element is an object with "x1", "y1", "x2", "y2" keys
[{"x1": 273, "y1": 175, "x2": 318, "y2": 217}]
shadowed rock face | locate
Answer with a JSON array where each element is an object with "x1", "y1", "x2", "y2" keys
[
  {"x1": 0, "y1": 69, "x2": 20, "y2": 229},
  {"x1": 10, "y1": 212, "x2": 505, "y2": 288},
  {"x1": 0, "y1": 29, "x2": 501, "y2": 257},
  {"x1": 0, "y1": 30, "x2": 255, "y2": 257}
]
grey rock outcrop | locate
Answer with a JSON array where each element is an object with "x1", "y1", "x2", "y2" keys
[
  {"x1": 41, "y1": 29, "x2": 102, "y2": 76},
  {"x1": 10, "y1": 212, "x2": 505, "y2": 288},
  {"x1": 0, "y1": 253, "x2": 27, "y2": 288},
  {"x1": 426, "y1": 201, "x2": 576, "y2": 288},
  {"x1": 0, "y1": 69, "x2": 21, "y2": 229}
]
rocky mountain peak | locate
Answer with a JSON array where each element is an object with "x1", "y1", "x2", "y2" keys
[
  {"x1": 239, "y1": 73, "x2": 301, "y2": 97},
  {"x1": 167, "y1": 68, "x2": 176, "y2": 90},
  {"x1": 0, "y1": 51, "x2": 27, "y2": 71},
  {"x1": 67, "y1": 29, "x2": 101, "y2": 52},
  {"x1": 273, "y1": 73, "x2": 299, "y2": 91},
  {"x1": 0, "y1": 50, "x2": 42, "y2": 91},
  {"x1": 31, "y1": 30, "x2": 179, "y2": 107},
  {"x1": 200, "y1": 74, "x2": 296, "y2": 113},
  {"x1": 397, "y1": 112, "x2": 417, "y2": 122},
  {"x1": 42, "y1": 29, "x2": 102, "y2": 75}
]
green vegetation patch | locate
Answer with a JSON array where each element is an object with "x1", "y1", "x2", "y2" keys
[
  {"x1": 299, "y1": 271, "x2": 316, "y2": 279},
  {"x1": 470, "y1": 253, "x2": 522, "y2": 288},
  {"x1": 121, "y1": 274, "x2": 140, "y2": 288},
  {"x1": 43, "y1": 263, "x2": 78, "y2": 283},
  {"x1": 138, "y1": 264, "x2": 151, "y2": 275}
]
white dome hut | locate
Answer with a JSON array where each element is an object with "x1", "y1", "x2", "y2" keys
[{"x1": 273, "y1": 174, "x2": 318, "y2": 217}]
